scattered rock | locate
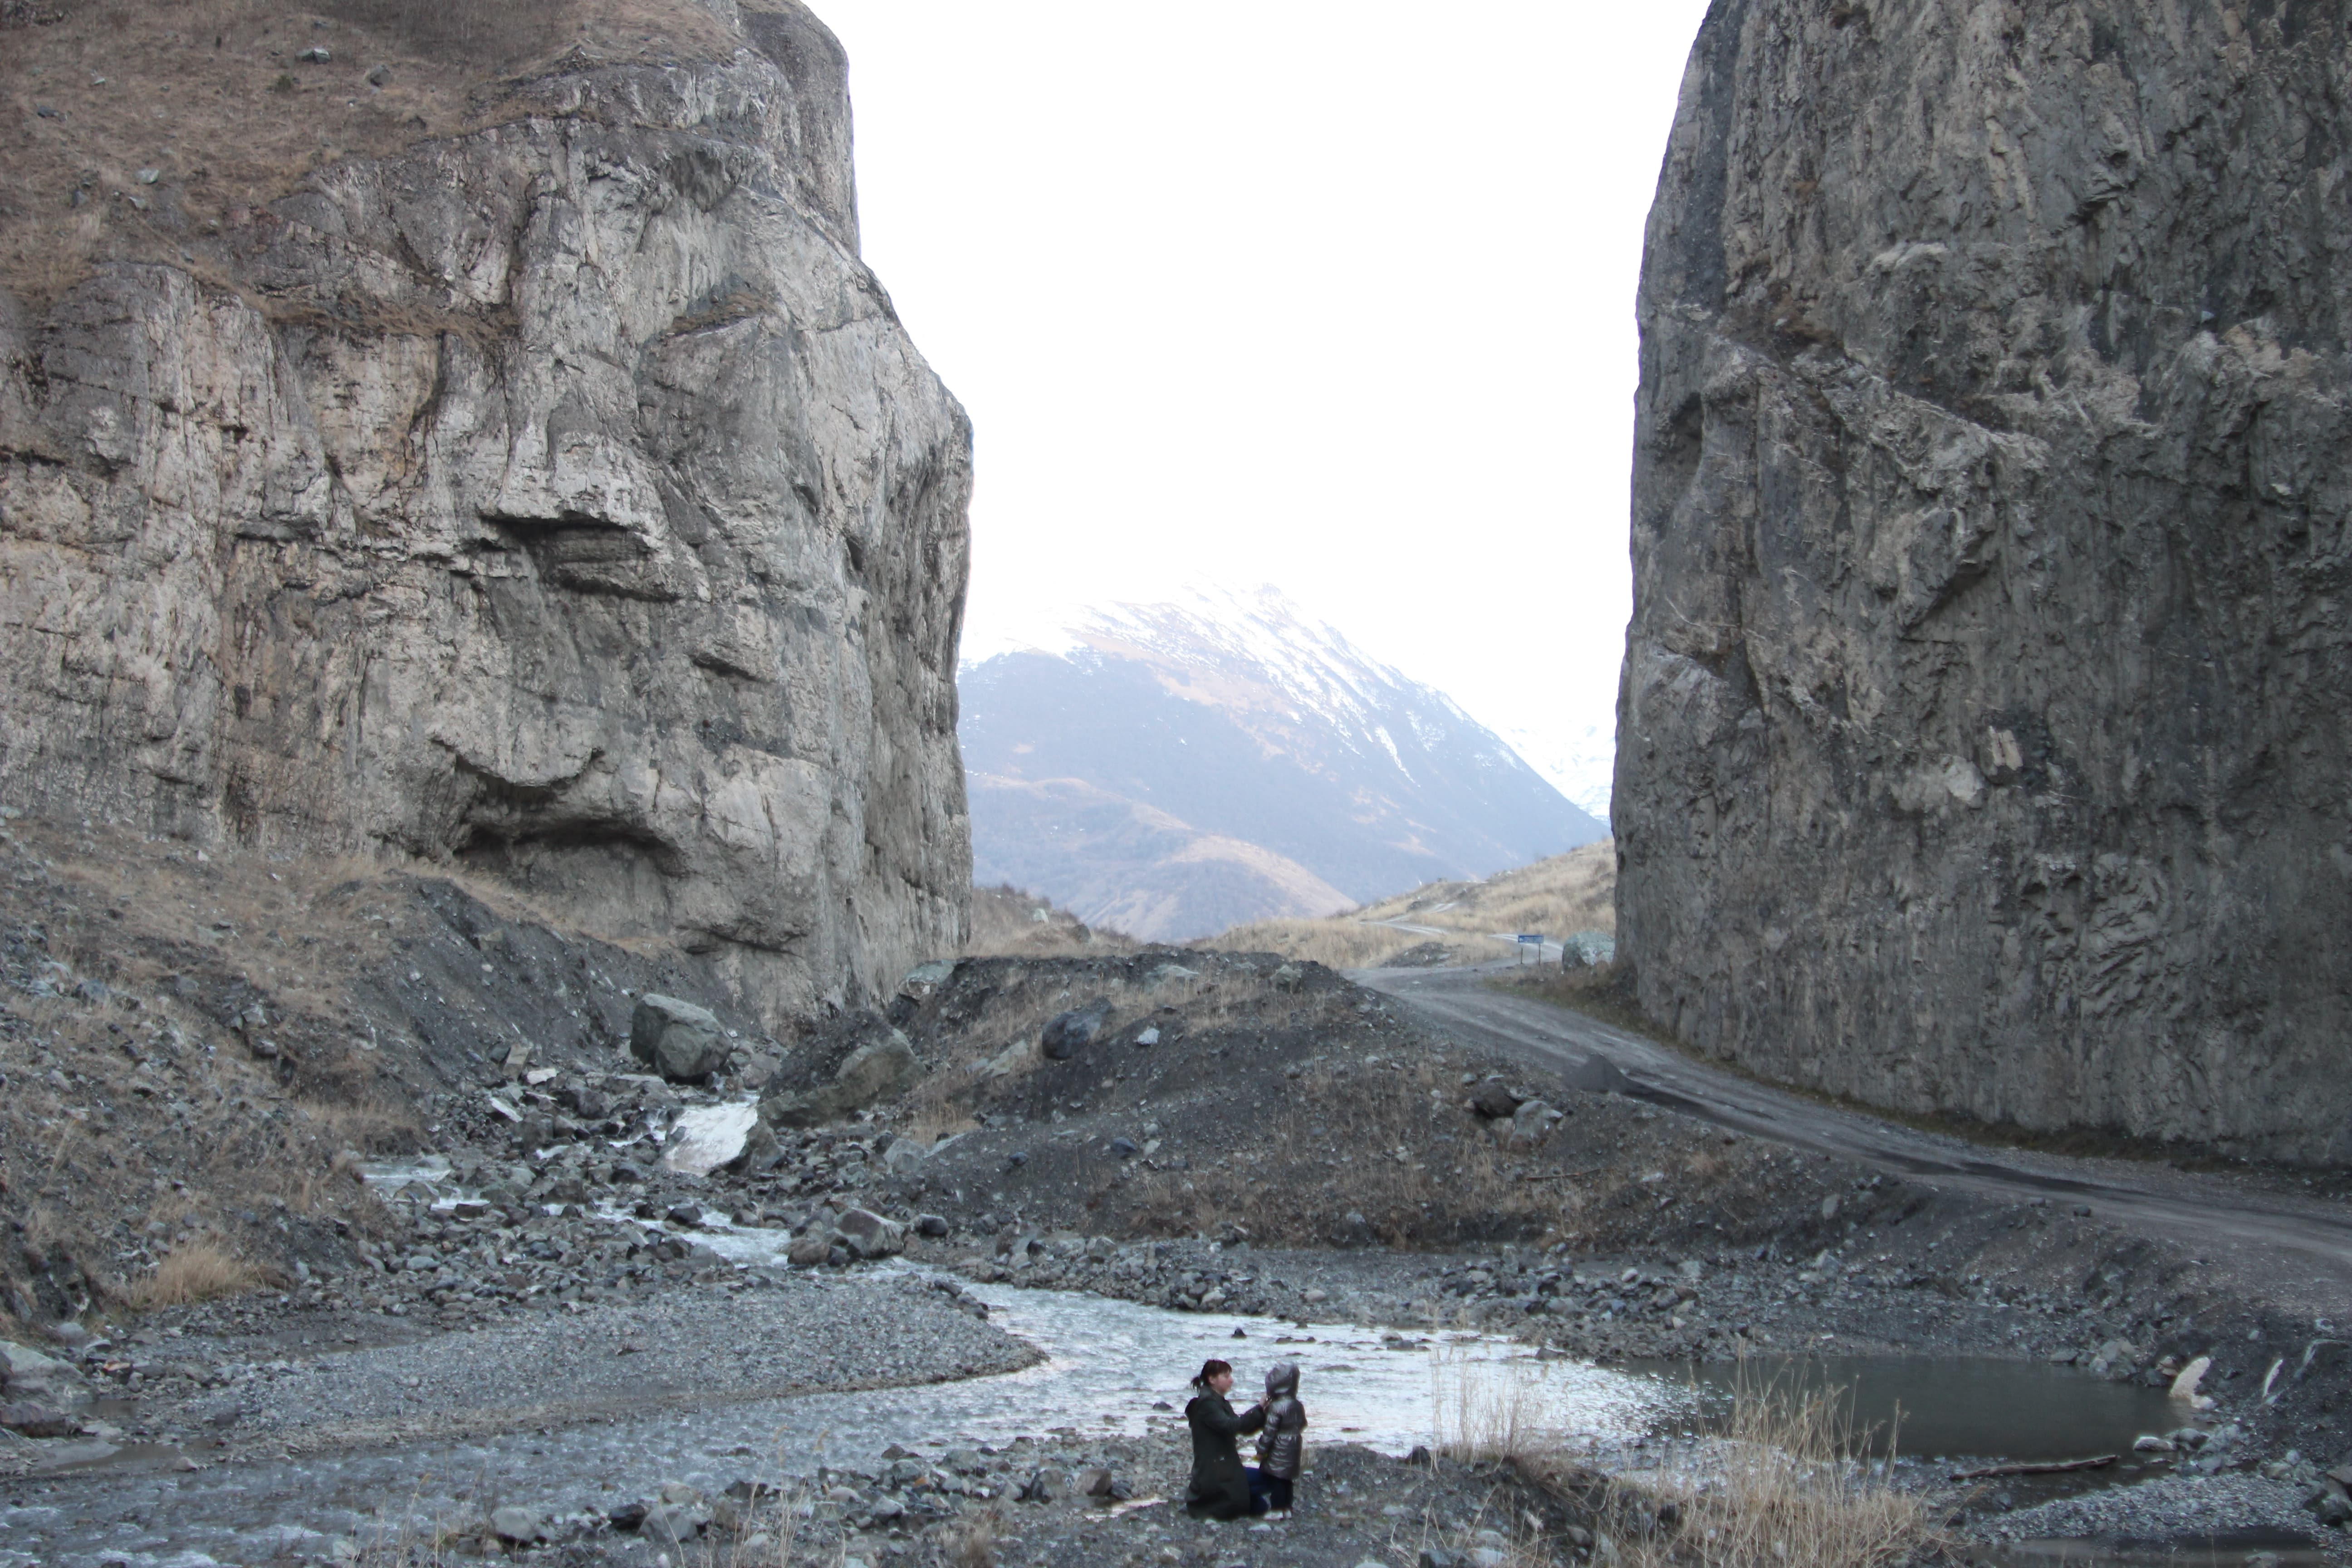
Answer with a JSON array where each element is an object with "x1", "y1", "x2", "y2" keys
[
  {"x1": 0, "y1": 1402, "x2": 76, "y2": 1437},
  {"x1": 764, "y1": 1028, "x2": 918, "y2": 1127},
  {"x1": 833, "y1": 1208, "x2": 905, "y2": 1260},
  {"x1": 1042, "y1": 1003, "x2": 1109, "y2": 1060},
  {"x1": 630, "y1": 995, "x2": 729, "y2": 1083},
  {"x1": 489, "y1": 1506, "x2": 545, "y2": 1544},
  {"x1": 1469, "y1": 1078, "x2": 1521, "y2": 1119}
]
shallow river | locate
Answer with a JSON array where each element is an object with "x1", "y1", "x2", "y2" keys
[{"x1": 0, "y1": 1181, "x2": 2205, "y2": 1567}]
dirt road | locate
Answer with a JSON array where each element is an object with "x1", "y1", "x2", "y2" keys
[{"x1": 1355, "y1": 961, "x2": 2352, "y2": 1325}]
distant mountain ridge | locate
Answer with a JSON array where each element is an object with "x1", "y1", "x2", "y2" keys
[{"x1": 959, "y1": 588, "x2": 1608, "y2": 941}]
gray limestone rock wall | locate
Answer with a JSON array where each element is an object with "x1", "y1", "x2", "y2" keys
[
  {"x1": 0, "y1": 4, "x2": 971, "y2": 1024},
  {"x1": 1616, "y1": 0, "x2": 2352, "y2": 1164}
]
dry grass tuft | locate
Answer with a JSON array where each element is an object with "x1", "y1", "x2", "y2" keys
[
  {"x1": 126, "y1": 1238, "x2": 264, "y2": 1309},
  {"x1": 1598, "y1": 1373, "x2": 1943, "y2": 1568},
  {"x1": 1433, "y1": 1342, "x2": 1570, "y2": 1466},
  {"x1": 939, "y1": 1509, "x2": 1000, "y2": 1568}
]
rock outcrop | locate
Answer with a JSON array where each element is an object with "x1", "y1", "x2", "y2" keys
[
  {"x1": 0, "y1": 2, "x2": 971, "y2": 1022},
  {"x1": 1616, "y1": 0, "x2": 2352, "y2": 1163}
]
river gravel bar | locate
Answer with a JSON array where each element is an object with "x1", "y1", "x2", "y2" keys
[
  {"x1": 145, "y1": 1271, "x2": 1033, "y2": 1458},
  {"x1": 1974, "y1": 1473, "x2": 2343, "y2": 1553}
]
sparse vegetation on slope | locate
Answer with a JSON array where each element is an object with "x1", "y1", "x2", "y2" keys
[
  {"x1": 963, "y1": 883, "x2": 1138, "y2": 960},
  {"x1": 0, "y1": 0, "x2": 736, "y2": 304},
  {"x1": 1200, "y1": 840, "x2": 1616, "y2": 969},
  {"x1": 0, "y1": 811, "x2": 777, "y2": 1330}
]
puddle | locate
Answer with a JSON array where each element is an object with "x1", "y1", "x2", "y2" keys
[{"x1": 1618, "y1": 1353, "x2": 2186, "y2": 1464}]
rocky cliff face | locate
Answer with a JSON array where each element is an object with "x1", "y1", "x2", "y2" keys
[
  {"x1": 1616, "y1": 0, "x2": 2352, "y2": 1163},
  {"x1": 0, "y1": 3, "x2": 971, "y2": 1023}
]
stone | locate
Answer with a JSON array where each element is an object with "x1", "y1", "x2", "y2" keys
[
  {"x1": 662, "y1": 1100, "x2": 761, "y2": 1176},
  {"x1": 763, "y1": 1027, "x2": 919, "y2": 1127},
  {"x1": 0, "y1": 1402, "x2": 75, "y2": 1437},
  {"x1": 727, "y1": 1118, "x2": 784, "y2": 1175},
  {"x1": 900, "y1": 960, "x2": 956, "y2": 992},
  {"x1": 1469, "y1": 1079, "x2": 1522, "y2": 1119},
  {"x1": 0, "y1": 1342, "x2": 89, "y2": 1410},
  {"x1": 786, "y1": 1235, "x2": 833, "y2": 1267},
  {"x1": 881, "y1": 1137, "x2": 929, "y2": 1176},
  {"x1": 489, "y1": 1507, "x2": 545, "y2": 1545},
  {"x1": 1041, "y1": 1003, "x2": 1109, "y2": 1060},
  {"x1": 0, "y1": 9, "x2": 972, "y2": 1029},
  {"x1": 1109, "y1": 1137, "x2": 1140, "y2": 1158},
  {"x1": 1075, "y1": 1466, "x2": 1114, "y2": 1498},
  {"x1": 1509, "y1": 1099, "x2": 1558, "y2": 1142},
  {"x1": 642, "y1": 1499, "x2": 710, "y2": 1547},
  {"x1": 2305, "y1": 1480, "x2": 2352, "y2": 1528},
  {"x1": 631, "y1": 995, "x2": 729, "y2": 1083},
  {"x1": 915, "y1": 1213, "x2": 950, "y2": 1237},
  {"x1": 1617, "y1": 0, "x2": 2352, "y2": 1165},
  {"x1": 1134, "y1": 1026, "x2": 1160, "y2": 1047},
  {"x1": 364, "y1": 62, "x2": 390, "y2": 86},
  {"x1": 1560, "y1": 930, "x2": 1615, "y2": 968},
  {"x1": 832, "y1": 1207, "x2": 904, "y2": 1259},
  {"x1": 665, "y1": 1203, "x2": 705, "y2": 1228},
  {"x1": 982, "y1": 1036, "x2": 1041, "y2": 1080}
]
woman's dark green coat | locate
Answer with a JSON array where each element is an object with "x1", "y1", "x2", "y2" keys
[{"x1": 1183, "y1": 1392, "x2": 1266, "y2": 1519}]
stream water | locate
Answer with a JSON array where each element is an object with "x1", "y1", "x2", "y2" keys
[{"x1": 0, "y1": 1171, "x2": 2232, "y2": 1567}]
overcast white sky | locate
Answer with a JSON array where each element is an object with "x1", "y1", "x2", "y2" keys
[{"x1": 811, "y1": 1, "x2": 1712, "y2": 818}]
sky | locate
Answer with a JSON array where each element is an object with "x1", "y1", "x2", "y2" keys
[{"x1": 809, "y1": 1, "x2": 1713, "y2": 819}]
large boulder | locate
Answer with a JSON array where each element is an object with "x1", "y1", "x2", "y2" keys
[
  {"x1": 761, "y1": 1029, "x2": 919, "y2": 1128},
  {"x1": 832, "y1": 1207, "x2": 905, "y2": 1259},
  {"x1": 630, "y1": 995, "x2": 729, "y2": 1083},
  {"x1": 0, "y1": 1341, "x2": 90, "y2": 1411}
]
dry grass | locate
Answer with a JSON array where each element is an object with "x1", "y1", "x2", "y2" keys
[
  {"x1": 1433, "y1": 1341, "x2": 1571, "y2": 1465},
  {"x1": 1599, "y1": 1373, "x2": 1944, "y2": 1568},
  {"x1": 1196, "y1": 916, "x2": 1439, "y2": 969},
  {"x1": 937, "y1": 1510, "x2": 1000, "y2": 1568},
  {"x1": 964, "y1": 883, "x2": 1138, "y2": 959},
  {"x1": 1355, "y1": 840, "x2": 1616, "y2": 941},
  {"x1": 124, "y1": 1237, "x2": 264, "y2": 1309},
  {"x1": 1198, "y1": 841, "x2": 1614, "y2": 968},
  {"x1": 0, "y1": 0, "x2": 739, "y2": 304},
  {"x1": 1424, "y1": 1355, "x2": 1944, "y2": 1568}
]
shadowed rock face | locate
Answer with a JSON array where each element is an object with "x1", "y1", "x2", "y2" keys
[
  {"x1": 1617, "y1": 0, "x2": 2352, "y2": 1163},
  {"x1": 0, "y1": 4, "x2": 970, "y2": 1024}
]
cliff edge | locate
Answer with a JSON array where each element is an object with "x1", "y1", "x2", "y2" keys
[
  {"x1": 1617, "y1": 0, "x2": 2352, "y2": 1163},
  {"x1": 0, "y1": 0, "x2": 971, "y2": 1023}
]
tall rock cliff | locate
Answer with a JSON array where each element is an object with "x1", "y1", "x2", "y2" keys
[
  {"x1": 1616, "y1": 0, "x2": 2352, "y2": 1163},
  {"x1": 0, "y1": 1, "x2": 971, "y2": 1023}
]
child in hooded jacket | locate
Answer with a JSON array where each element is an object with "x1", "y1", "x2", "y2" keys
[{"x1": 1250, "y1": 1361, "x2": 1307, "y2": 1515}]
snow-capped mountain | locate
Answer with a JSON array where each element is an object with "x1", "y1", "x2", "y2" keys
[
  {"x1": 1502, "y1": 718, "x2": 1617, "y2": 823},
  {"x1": 959, "y1": 587, "x2": 1609, "y2": 941}
]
